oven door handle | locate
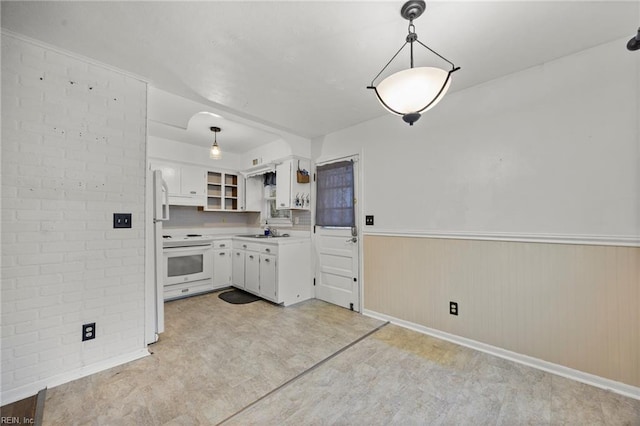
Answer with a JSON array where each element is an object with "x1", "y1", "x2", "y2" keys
[{"x1": 164, "y1": 244, "x2": 212, "y2": 252}]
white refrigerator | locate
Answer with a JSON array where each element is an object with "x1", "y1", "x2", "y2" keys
[{"x1": 145, "y1": 169, "x2": 169, "y2": 344}]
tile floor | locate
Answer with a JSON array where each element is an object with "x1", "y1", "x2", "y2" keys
[{"x1": 43, "y1": 291, "x2": 640, "y2": 425}]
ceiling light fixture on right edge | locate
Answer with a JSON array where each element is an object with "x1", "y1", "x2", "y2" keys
[
  {"x1": 627, "y1": 27, "x2": 640, "y2": 51},
  {"x1": 368, "y1": 0, "x2": 460, "y2": 126}
]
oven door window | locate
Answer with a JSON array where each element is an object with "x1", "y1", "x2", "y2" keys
[{"x1": 167, "y1": 254, "x2": 204, "y2": 277}]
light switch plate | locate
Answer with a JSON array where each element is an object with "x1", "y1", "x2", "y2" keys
[
  {"x1": 365, "y1": 215, "x2": 374, "y2": 226},
  {"x1": 113, "y1": 213, "x2": 132, "y2": 228}
]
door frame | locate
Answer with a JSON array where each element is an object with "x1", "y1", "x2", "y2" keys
[{"x1": 312, "y1": 151, "x2": 364, "y2": 312}]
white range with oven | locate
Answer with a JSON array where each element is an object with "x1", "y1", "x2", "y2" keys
[{"x1": 163, "y1": 234, "x2": 216, "y2": 300}]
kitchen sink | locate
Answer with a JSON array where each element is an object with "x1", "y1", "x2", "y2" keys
[{"x1": 236, "y1": 234, "x2": 290, "y2": 238}]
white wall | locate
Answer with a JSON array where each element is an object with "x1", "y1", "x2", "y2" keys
[
  {"x1": 1, "y1": 35, "x2": 149, "y2": 403},
  {"x1": 316, "y1": 38, "x2": 640, "y2": 243},
  {"x1": 240, "y1": 139, "x2": 293, "y2": 170}
]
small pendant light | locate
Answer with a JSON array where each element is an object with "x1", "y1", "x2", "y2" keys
[{"x1": 209, "y1": 126, "x2": 222, "y2": 160}]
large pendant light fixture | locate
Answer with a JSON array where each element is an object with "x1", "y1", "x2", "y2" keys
[
  {"x1": 368, "y1": 1, "x2": 460, "y2": 126},
  {"x1": 209, "y1": 126, "x2": 222, "y2": 160},
  {"x1": 628, "y1": 27, "x2": 640, "y2": 51}
]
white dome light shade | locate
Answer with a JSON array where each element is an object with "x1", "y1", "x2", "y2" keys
[{"x1": 375, "y1": 67, "x2": 451, "y2": 115}]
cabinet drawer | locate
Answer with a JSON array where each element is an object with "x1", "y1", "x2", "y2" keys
[
  {"x1": 164, "y1": 279, "x2": 214, "y2": 301},
  {"x1": 213, "y1": 240, "x2": 232, "y2": 249},
  {"x1": 260, "y1": 244, "x2": 278, "y2": 255},
  {"x1": 233, "y1": 241, "x2": 262, "y2": 252}
]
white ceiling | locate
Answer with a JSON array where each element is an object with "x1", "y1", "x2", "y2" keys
[{"x1": 2, "y1": 1, "x2": 638, "y2": 145}]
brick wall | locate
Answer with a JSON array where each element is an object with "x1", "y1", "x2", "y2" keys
[{"x1": 1, "y1": 34, "x2": 148, "y2": 403}]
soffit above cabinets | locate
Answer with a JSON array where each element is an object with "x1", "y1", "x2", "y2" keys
[
  {"x1": 147, "y1": 87, "x2": 282, "y2": 154},
  {"x1": 2, "y1": 1, "x2": 637, "y2": 138}
]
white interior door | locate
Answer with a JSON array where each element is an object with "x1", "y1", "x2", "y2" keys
[{"x1": 314, "y1": 156, "x2": 360, "y2": 311}]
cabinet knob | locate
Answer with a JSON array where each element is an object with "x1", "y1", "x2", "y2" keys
[
  {"x1": 249, "y1": 255, "x2": 254, "y2": 259},
  {"x1": 265, "y1": 248, "x2": 271, "y2": 253},
  {"x1": 220, "y1": 244, "x2": 226, "y2": 248},
  {"x1": 243, "y1": 244, "x2": 247, "y2": 248},
  {"x1": 264, "y1": 258, "x2": 270, "y2": 263},
  {"x1": 190, "y1": 191, "x2": 196, "y2": 194},
  {"x1": 219, "y1": 252, "x2": 225, "y2": 256},
  {"x1": 181, "y1": 289, "x2": 189, "y2": 293}
]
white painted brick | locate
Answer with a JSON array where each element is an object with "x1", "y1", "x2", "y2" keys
[
  {"x1": 15, "y1": 295, "x2": 61, "y2": 311},
  {"x1": 18, "y1": 253, "x2": 63, "y2": 266},
  {"x1": 17, "y1": 230, "x2": 64, "y2": 242},
  {"x1": 64, "y1": 190, "x2": 107, "y2": 202},
  {"x1": 39, "y1": 301, "x2": 81, "y2": 319},
  {"x1": 5, "y1": 354, "x2": 38, "y2": 372},
  {"x1": 3, "y1": 287, "x2": 39, "y2": 303},
  {"x1": 3, "y1": 243, "x2": 40, "y2": 255},
  {"x1": 2, "y1": 309, "x2": 37, "y2": 325},
  {"x1": 16, "y1": 210, "x2": 63, "y2": 221},
  {"x1": 39, "y1": 261, "x2": 85, "y2": 274},
  {"x1": 16, "y1": 274, "x2": 63, "y2": 289},
  {"x1": 3, "y1": 332, "x2": 40, "y2": 349},
  {"x1": 80, "y1": 269, "x2": 106, "y2": 280},
  {"x1": 41, "y1": 241, "x2": 85, "y2": 253},
  {"x1": 39, "y1": 283, "x2": 81, "y2": 297},
  {"x1": 17, "y1": 162, "x2": 67, "y2": 179},
  {"x1": 65, "y1": 230, "x2": 105, "y2": 241},
  {"x1": 85, "y1": 239, "x2": 122, "y2": 250},
  {"x1": 3, "y1": 278, "x2": 17, "y2": 290},
  {"x1": 40, "y1": 199, "x2": 86, "y2": 211},
  {"x1": 17, "y1": 187, "x2": 66, "y2": 200},
  {"x1": 2, "y1": 34, "x2": 147, "y2": 399},
  {"x1": 84, "y1": 277, "x2": 117, "y2": 291},
  {"x1": 2, "y1": 265, "x2": 40, "y2": 279},
  {"x1": 64, "y1": 250, "x2": 107, "y2": 262},
  {"x1": 2, "y1": 255, "x2": 17, "y2": 267},
  {"x1": 15, "y1": 317, "x2": 63, "y2": 335},
  {"x1": 86, "y1": 258, "x2": 121, "y2": 270},
  {"x1": 2, "y1": 198, "x2": 41, "y2": 211}
]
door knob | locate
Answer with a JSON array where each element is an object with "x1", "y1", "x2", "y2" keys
[{"x1": 346, "y1": 237, "x2": 358, "y2": 243}]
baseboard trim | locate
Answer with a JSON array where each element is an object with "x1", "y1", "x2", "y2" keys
[
  {"x1": 1, "y1": 348, "x2": 150, "y2": 406},
  {"x1": 363, "y1": 229, "x2": 640, "y2": 247},
  {"x1": 362, "y1": 309, "x2": 640, "y2": 400}
]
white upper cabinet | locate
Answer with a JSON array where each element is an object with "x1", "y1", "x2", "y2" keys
[
  {"x1": 244, "y1": 176, "x2": 263, "y2": 212},
  {"x1": 150, "y1": 160, "x2": 206, "y2": 207},
  {"x1": 181, "y1": 167, "x2": 207, "y2": 197},
  {"x1": 205, "y1": 171, "x2": 243, "y2": 211},
  {"x1": 276, "y1": 158, "x2": 310, "y2": 210}
]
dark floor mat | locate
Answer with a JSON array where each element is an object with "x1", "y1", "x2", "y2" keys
[{"x1": 218, "y1": 289, "x2": 261, "y2": 304}]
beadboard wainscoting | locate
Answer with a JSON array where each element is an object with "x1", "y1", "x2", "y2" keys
[{"x1": 363, "y1": 235, "x2": 640, "y2": 392}]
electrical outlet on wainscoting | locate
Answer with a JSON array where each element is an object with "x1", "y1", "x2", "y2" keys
[{"x1": 449, "y1": 301, "x2": 458, "y2": 316}]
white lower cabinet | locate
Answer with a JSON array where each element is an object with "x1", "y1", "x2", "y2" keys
[
  {"x1": 213, "y1": 249, "x2": 231, "y2": 288},
  {"x1": 232, "y1": 239, "x2": 311, "y2": 306},
  {"x1": 259, "y1": 254, "x2": 277, "y2": 301},
  {"x1": 244, "y1": 251, "x2": 260, "y2": 294},
  {"x1": 232, "y1": 249, "x2": 246, "y2": 289},
  {"x1": 212, "y1": 240, "x2": 232, "y2": 289}
]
